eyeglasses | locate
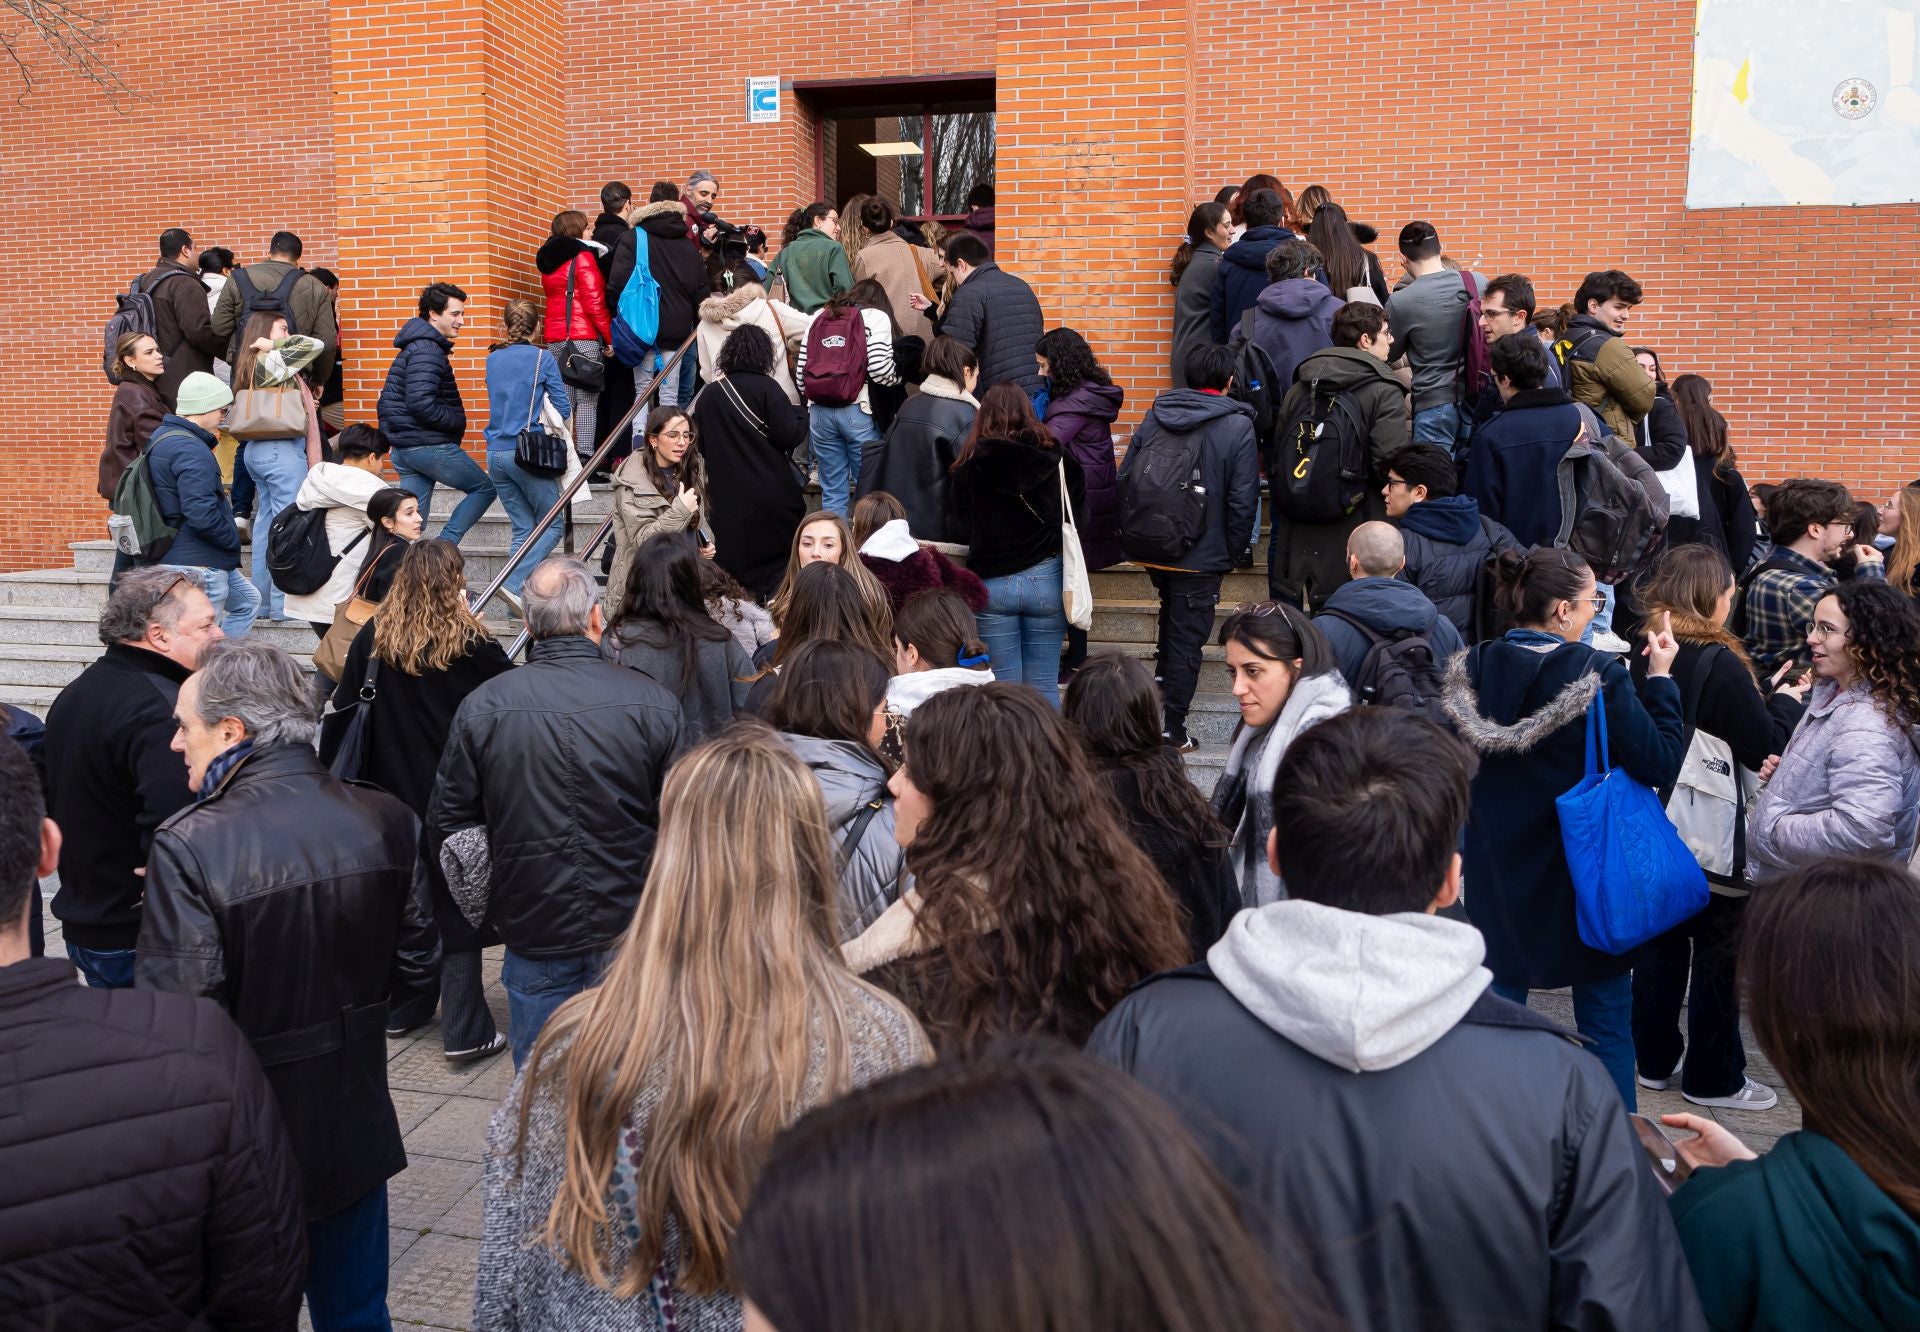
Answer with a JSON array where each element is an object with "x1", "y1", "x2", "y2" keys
[
  {"x1": 1571, "y1": 595, "x2": 1607, "y2": 611},
  {"x1": 1808, "y1": 619, "x2": 1850, "y2": 640},
  {"x1": 1383, "y1": 477, "x2": 1411, "y2": 490}
]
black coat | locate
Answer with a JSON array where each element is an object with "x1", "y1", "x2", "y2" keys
[
  {"x1": 1117, "y1": 389, "x2": 1260, "y2": 574},
  {"x1": 0, "y1": 958, "x2": 307, "y2": 1330},
  {"x1": 689, "y1": 372, "x2": 809, "y2": 601},
  {"x1": 377, "y1": 317, "x2": 466, "y2": 450},
  {"x1": 43, "y1": 644, "x2": 195, "y2": 950},
  {"x1": 938, "y1": 262, "x2": 1045, "y2": 393},
  {"x1": 1397, "y1": 496, "x2": 1523, "y2": 637},
  {"x1": 858, "y1": 383, "x2": 976, "y2": 546},
  {"x1": 610, "y1": 201, "x2": 710, "y2": 349},
  {"x1": 135, "y1": 744, "x2": 441, "y2": 1220},
  {"x1": 320, "y1": 627, "x2": 515, "y2": 951},
  {"x1": 1103, "y1": 766, "x2": 1238, "y2": 957},
  {"x1": 948, "y1": 433, "x2": 1086, "y2": 581},
  {"x1": 1461, "y1": 387, "x2": 1584, "y2": 548},
  {"x1": 1671, "y1": 455, "x2": 1760, "y2": 572},
  {"x1": 138, "y1": 260, "x2": 225, "y2": 406},
  {"x1": 1089, "y1": 969, "x2": 1708, "y2": 1332},
  {"x1": 591, "y1": 210, "x2": 629, "y2": 284},
  {"x1": 429, "y1": 636, "x2": 685, "y2": 959},
  {"x1": 1444, "y1": 639, "x2": 1686, "y2": 987}
]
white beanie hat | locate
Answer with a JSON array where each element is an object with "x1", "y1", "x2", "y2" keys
[{"x1": 174, "y1": 371, "x2": 233, "y2": 417}]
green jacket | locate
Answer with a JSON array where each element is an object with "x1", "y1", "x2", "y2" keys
[
  {"x1": 1669, "y1": 1131, "x2": 1920, "y2": 1331},
  {"x1": 771, "y1": 227, "x2": 852, "y2": 314},
  {"x1": 211, "y1": 259, "x2": 340, "y2": 385}
]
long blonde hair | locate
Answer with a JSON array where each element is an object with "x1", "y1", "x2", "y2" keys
[
  {"x1": 513, "y1": 725, "x2": 927, "y2": 1296},
  {"x1": 370, "y1": 539, "x2": 489, "y2": 674},
  {"x1": 1885, "y1": 486, "x2": 1920, "y2": 595}
]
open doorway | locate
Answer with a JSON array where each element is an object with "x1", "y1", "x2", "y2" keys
[{"x1": 796, "y1": 75, "x2": 995, "y2": 223}]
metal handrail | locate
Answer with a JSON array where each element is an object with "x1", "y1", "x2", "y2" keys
[
  {"x1": 502, "y1": 513, "x2": 614, "y2": 658},
  {"x1": 471, "y1": 332, "x2": 701, "y2": 622}
]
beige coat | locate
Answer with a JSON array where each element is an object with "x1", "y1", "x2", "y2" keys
[
  {"x1": 605, "y1": 450, "x2": 707, "y2": 612},
  {"x1": 851, "y1": 231, "x2": 936, "y2": 342},
  {"x1": 695, "y1": 283, "x2": 811, "y2": 405}
]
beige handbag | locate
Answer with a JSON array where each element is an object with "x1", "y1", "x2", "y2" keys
[
  {"x1": 227, "y1": 385, "x2": 308, "y2": 441},
  {"x1": 1058, "y1": 459, "x2": 1094, "y2": 632},
  {"x1": 312, "y1": 551, "x2": 386, "y2": 682}
]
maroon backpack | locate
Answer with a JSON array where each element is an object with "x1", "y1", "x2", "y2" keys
[
  {"x1": 1456, "y1": 269, "x2": 1491, "y2": 395},
  {"x1": 803, "y1": 302, "x2": 869, "y2": 407}
]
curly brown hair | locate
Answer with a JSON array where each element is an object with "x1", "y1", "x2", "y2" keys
[
  {"x1": 1829, "y1": 580, "x2": 1920, "y2": 729},
  {"x1": 371, "y1": 539, "x2": 490, "y2": 675},
  {"x1": 896, "y1": 684, "x2": 1189, "y2": 1053}
]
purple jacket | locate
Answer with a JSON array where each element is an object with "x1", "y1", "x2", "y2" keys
[
  {"x1": 1047, "y1": 382, "x2": 1126, "y2": 570},
  {"x1": 1242, "y1": 278, "x2": 1344, "y2": 399}
]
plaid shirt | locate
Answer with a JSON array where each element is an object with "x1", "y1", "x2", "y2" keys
[{"x1": 1743, "y1": 546, "x2": 1881, "y2": 673}]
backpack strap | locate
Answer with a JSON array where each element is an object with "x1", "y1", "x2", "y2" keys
[
  {"x1": 841, "y1": 798, "x2": 884, "y2": 862},
  {"x1": 270, "y1": 266, "x2": 303, "y2": 308},
  {"x1": 1239, "y1": 306, "x2": 1257, "y2": 345},
  {"x1": 1319, "y1": 606, "x2": 1388, "y2": 647}
]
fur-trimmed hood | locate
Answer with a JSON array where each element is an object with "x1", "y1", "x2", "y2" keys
[
  {"x1": 843, "y1": 889, "x2": 929, "y2": 974},
  {"x1": 535, "y1": 235, "x2": 592, "y2": 276},
  {"x1": 1442, "y1": 648, "x2": 1604, "y2": 756},
  {"x1": 634, "y1": 199, "x2": 687, "y2": 223},
  {"x1": 699, "y1": 282, "x2": 768, "y2": 324}
]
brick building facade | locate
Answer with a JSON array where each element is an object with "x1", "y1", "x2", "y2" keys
[{"x1": 0, "y1": 0, "x2": 1913, "y2": 569}]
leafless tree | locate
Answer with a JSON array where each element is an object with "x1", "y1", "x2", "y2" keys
[{"x1": 1, "y1": 0, "x2": 139, "y2": 108}]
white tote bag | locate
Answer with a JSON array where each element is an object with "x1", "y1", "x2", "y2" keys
[
  {"x1": 1058, "y1": 459, "x2": 1094, "y2": 631},
  {"x1": 1643, "y1": 415, "x2": 1701, "y2": 519}
]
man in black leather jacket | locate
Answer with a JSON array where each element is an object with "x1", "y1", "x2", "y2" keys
[
  {"x1": 1089, "y1": 709, "x2": 1708, "y2": 1332},
  {"x1": 430, "y1": 555, "x2": 684, "y2": 1068},
  {"x1": 136, "y1": 640, "x2": 438, "y2": 1332}
]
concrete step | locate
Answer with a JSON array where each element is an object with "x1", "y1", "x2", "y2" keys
[
  {"x1": 1090, "y1": 564, "x2": 1269, "y2": 605},
  {"x1": 68, "y1": 538, "x2": 602, "y2": 589},
  {"x1": 0, "y1": 606, "x2": 344, "y2": 648},
  {"x1": 1085, "y1": 638, "x2": 1237, "y2": 695},
  {"x1": 0, "y1": 687, "x2": 62, "y2": 718},
  {"x1": 1090, "y1": 597, "x2": 1245, "y2": 646},
  {"x1": 1179, "y1": 742, "x2": 1231, "y2": 795}
]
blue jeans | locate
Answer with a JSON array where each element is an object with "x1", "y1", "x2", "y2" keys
[
  {"x1": 67, "y1": 943, "x2": 136, "y2": 989},
  {"x1": 305, "y1": 1185, "x2": 392, "y2": 1331},
  {"x1": 1493, "y1": 974, "x2": 1637, "y2": 1111},
  {"x1": 979, "y1": 555, "x2": 1067, "y2": 706},
  {"x1": 809, "y1": 402, "x2": 880, "y2": 519},
  {"x1": 1412, "y1": 402, "x2": 1470, "y2": 456},
  {"x1": 192, "y1": 566, "x2": 261, "y2": 638},
  {"x1": 487, "y1": 449, "x2": 563, "y2": 595},
  {"x1": 392, "y1": 443, "x2": 497, "y2": 545},
  {"x1": 243, "y1": 438, "x2": 307, "y2": 619},
  {"x1": 503, "y1": 947, "x2": 616, "y2": 1068},
  {"x1": 633, "y1": 348, "x2": 697, "y2": 409}
]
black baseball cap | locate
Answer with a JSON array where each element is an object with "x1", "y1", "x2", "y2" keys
[{"x1": 1397, "y1": 220, "x2": 1441, "y2": 257}]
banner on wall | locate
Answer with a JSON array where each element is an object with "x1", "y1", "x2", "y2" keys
[{"x1": 1687, "y1": 0, "x2": 1920, "y2": 207}]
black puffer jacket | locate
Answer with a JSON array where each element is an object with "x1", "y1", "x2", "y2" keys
[
  {"x1": 939, "y1": 261, "x2": 1044, "y2": 392},
  {"x1": 1397, "y1": 495, "x2": 1523, "y2": 637},
  {"x1": 430, "y1": 636, "x2": 685, "y2": 959},
  {"x1": 858, "y1": 377, "x2": 977, "y2": 546},
  {"x1": 136, "y1": 744, "x2": 441, "y2": 1221},
  {"x1": 948, "y1": 431, "x2": 1085, "y2": 580},
  {"x1": 609, "y1": 200, "x2": 710, "y2": 348},
  {"x1": 377, "y1": 316, "x2": 466, "y2": 450},
  {"x1": 0, "y1": 957, "x2": 307, "y2": 1329}
]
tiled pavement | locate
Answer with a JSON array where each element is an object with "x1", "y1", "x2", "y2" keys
[{"x1": 39, "y1": 897, "x2": 1801, "y2": 1330}]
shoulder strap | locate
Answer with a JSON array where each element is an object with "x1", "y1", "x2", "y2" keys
[
  {"x1": 842, "y1": 798, "x2": 884, "y2": 860},
  {"x1": 525, "y1": 347, "x2": 544, "y2": 422},
  {"x1": 342, "y1": 525, "x2": 371, "y2": 557},
  {"x1": 1239, "y1": 306, "x2": 1257, "y2": 342},
  {"x1": 1319, "y1": 607, "x2": 1387, "y2": 646},
  {"x1": 718, "y1": 375, "x2": 768, "y2": 437},
  {"x1": 233, "y1": 268, "x2": 260, "y2": 304}
]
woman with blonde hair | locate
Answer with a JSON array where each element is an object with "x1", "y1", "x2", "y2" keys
[
  {"x1": 321, "y1": 538, "x2": 513, "y2": 1061},
  {"x1": 475, "y1": 725, "x2": 928, "y2": 1329},
  {"x1": 231, "y1": 309, "x2": 324, "y2": 620},
  {"x1": 1877, "y1": 483, "x2": 1920, "y2": 598},
  {"x1": 767, "y1": 509, "x2": 891, "y2": 632}
]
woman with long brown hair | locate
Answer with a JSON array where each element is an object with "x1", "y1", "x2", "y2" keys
[
  {"x1": 949, "y1": 383, "x2": 1085, "y2": 704},
  {"x1": 1670, "y1": 373, "x2": 1761, "y2": 572},
  {"x1": 604, "y1": 531, "x2": 753, "y2": 743},
  {"x1": 1305, "y1": 201, "x2": 1389, "y2": 304},
  {"x1": 766, "y1": 509, "x2": 892, "y2": 633},
  {"x1": 100, "y1": 330, "x2": 168, "y2": 505},
  {"x1": 321, "y1": 538, "x2": 513, "y2": 1061},
  {"x1": 1877, "y1": 483, "x2": 1920, "y2": 597},
  {"x1": 747, "y1": 559, "x2": 894, "y2": 713},
  {"x1": 608, "y1": 405, "x2": 708, "y2": 611},
  {"x1": 475, "y1": 726, "x2": 928, "y2": 1328},
  {"x1": 1169, "y1": 202, "x2": 1232, "y2": 388},
  {"x1": 231, "y1": 309, "x2": 324, "y2": 620},
  {"x1": 1626, "y1": 544, "x2": 1805, "y2": 1112},
  {"x1": 1664, "y1": 857, "x2": 1920, "y2": 1330},
  {"x1": 846, "y1": 682, "x2": 1188, "y2": 1054}
]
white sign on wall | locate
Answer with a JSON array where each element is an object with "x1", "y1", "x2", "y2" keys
[{"x1": 748, "y1": 77, "x2": 781, "y2": 124}]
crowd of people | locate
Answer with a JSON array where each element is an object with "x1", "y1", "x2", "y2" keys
[{"x1": 9, "y1": 168, "x2": 1918, "y2": 1329}]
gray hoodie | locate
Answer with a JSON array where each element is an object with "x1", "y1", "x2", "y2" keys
[
  {"x1": 1207, "y1": 899, "x2": 1492, "y2": 1071},
  {"x1": 1209, "y1": 670, "x2": 1352, "y2": 906}
]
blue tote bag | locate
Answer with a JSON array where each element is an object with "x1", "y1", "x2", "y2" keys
[{"x1": 1556, "y1": 692, "x2": 1708, "y2": 954}]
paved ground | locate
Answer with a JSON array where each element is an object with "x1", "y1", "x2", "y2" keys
[{"x1": 39, "y1": 898, "x2": 1800, "y2": 1330}]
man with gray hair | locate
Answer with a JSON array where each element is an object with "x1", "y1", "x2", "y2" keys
[
  {"x1": 1312, "y1": 520, "x2": 1463, "y2": 700},
  {"x1": 683, "y1": 168, "x2": 719, "y2": 246},
  {"x1": 42, "y1": 568, "x2": 223, "y2": 988},
  {"x1": 137, "y1": 638, "x2": 439, "y2": 1329},
  {"x1": 431, "y1": 556, "x2": 684, "y2": 1066}
]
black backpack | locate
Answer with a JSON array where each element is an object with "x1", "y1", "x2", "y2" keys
[
  {"x1": 102, "y1": 271, "x2": 194, "y2": 384},
  {"x1": 1118, "y1": 416, "x2": 1209, "y2": 566},
  {"x1": 1231, "y1": 310, "x2": 1283, "y2": 463},
  {"x1": 1270, "y1": 377, "x2": 1372, "y2": 524},
  {"x1": 1321, "y1": 609, "x2": 1452, "y2": 729},
  {"x1": 266, "y1": 505, "x2": 368, "y2": 595},
  {"x1": 226, "y1": 267, "x2": 305, "y2": 362}
]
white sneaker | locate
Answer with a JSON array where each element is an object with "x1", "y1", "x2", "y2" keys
[
  {"x1": 234, "y1": 516, "x2": 252, "y2": 544},
  {"x1": 1637, "y1": 1060, "x2": 1682, "y2": 1092},
  {"x1": 1592, "y1": 630, "x2": 1632, "y2": 654},
  {"x1": 1683, "y1": 1078, "x2": 1779, "y2": 1111},
  {"x1": 492, "y1": 586, "x2": 525, "y2": 619}
]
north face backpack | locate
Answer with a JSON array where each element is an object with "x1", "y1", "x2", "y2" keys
[
  {"x1": 802, "y1": 303, "x2": 869, "y2": 407},
  {"x1": 1320, "y1": 609, "x2": 1452, "y2": 729},
  {"x1": 611, "y1": 230, "x2": 660, "y2": 365},
  {"x1": 102, "y1": 271, "x2": 193, "y2": 384},
  {"x1": 1555, "y1": 404, "x2": 1667, "y2": 582},
  {"x1": 1118, "y1": 415, "x2": 1209, "y2": 566},
  {"x1": 266, "y1": 504, "x2": 369, "y2": 596},
  {"x1": 1232, "y1": 309, "x2": 1283, "y2": 464},
  {"x1": 226, "y1": 267, "x2": 304, "y2": 362},
  {"x1": 1270, "y1": 377, "x2": 1372, "y2": 525},
  {"x1": 108, "y1": 440, "x2": 176, "y2": 565}
]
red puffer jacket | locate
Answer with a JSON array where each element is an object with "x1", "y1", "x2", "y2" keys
[{"x1": 537, "y1": 236, "x2": 612, "y2": 344}]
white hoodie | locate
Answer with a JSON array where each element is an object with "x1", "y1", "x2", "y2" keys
[
  {"x1": 1206, "y1": 899, "x2": 1492, "y2": 1073},
  {"x1": 281, "y1": 462, "x2": 389, "y2": 623}
]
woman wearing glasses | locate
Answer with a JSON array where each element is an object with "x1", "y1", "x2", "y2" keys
[
  {"x1": 1747, "y1": 579, "x2": 1920, "y2": 883},
  {"x1": 1441, "y1": 546, "x2": 1684, "y2": 1111}
]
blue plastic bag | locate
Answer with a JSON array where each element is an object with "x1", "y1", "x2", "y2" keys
[{"x1": 1556, "y1": 692, "x2": 1707, "y2": 954}]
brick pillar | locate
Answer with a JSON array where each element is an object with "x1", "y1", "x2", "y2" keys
[
  {"x1": 330, "y1": 0, "x2": 565, "y2": 430},
  {"x1": 996, "y1": 0, "x2": 1192, "y2": 418}
]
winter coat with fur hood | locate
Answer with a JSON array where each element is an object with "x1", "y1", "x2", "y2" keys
[
  {"x1": 858, "y1": 519, "x2": 987, "y2": 613},
  {"x1": 609, "y1": 201, "x2": 711, "y2": 349},
  {"x1": 536, "y1": 235, "x2": 612, "y2": 345},
  {"x1": 1443, "y1": 635, "x2": 1685, "y2": 987},
  {"x1": 695, "y1": 282, "x2": 811, "y2": 404}
]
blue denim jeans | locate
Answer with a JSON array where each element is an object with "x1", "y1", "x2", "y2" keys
[
  {"x1": 979, "y1": 555, "x2": 1068, "y2": 706},
  {"x1": 1412, "y1": 402, "x2": 1470, "y2": 456},
  {"x1": 486, "y1": 449, "x2": 563, "y2": 595},
  {"x1": 392, "y1": 443, "x2": 497, "y2": 545},
  {"x1": 1492, "y1": 973, "x2": 1636, "y2": 1111},
  {"x1": 503, "y1": 947, "x2": 616, "y2": 1068},
  {"x1": 243, "y1": 437, "x2": 307, "y2": 619},
  {"x1": 809, "y1": 402, "x2": 880, "y2": 519},
  {"x1": 305, "y1": 1185, "x2": 392, "y2": 1332},
  {"x1": 191, "y1": 566, "x2": 261, "y2": 638},
  {"x1": 633, "y1": 348, "x2": 697, "y2": 410},
  {"x1": 67, "y1": 943, "x2": 136, "y2": 989}
]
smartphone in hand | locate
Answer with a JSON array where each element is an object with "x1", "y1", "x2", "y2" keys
[{"x1": 1629, "y1": 1114, "x2": 1694, "y2": 1195}]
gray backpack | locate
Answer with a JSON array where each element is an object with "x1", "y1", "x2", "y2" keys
[{"x1": 1555, "y1": 403, "x2": 1669, "y2": 582}]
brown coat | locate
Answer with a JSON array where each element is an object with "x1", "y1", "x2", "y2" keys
[
  {"x1": 139, "y1": 260, "x2": 225, "y2": 406},
  {"x1": 852, "y1": 231, "x2": 936, "y2": 342},
  {"x1": 605, "y1": 450, "x2": 707, "y2": 613},
  {"x1": 98, "y1": 375, "x2": 167, "y2": 500},
  {"x1": 210, "y1": 259, "x2": 339, "y2": 385}
]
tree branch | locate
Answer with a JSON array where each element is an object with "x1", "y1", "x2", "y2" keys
[{"x1": 1, "y1": 0, "x2": 140, "y2": 109}]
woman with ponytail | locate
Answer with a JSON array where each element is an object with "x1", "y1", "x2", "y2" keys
[{"x1": 1169, "y1": 202, "x2": 1232, "y2": 388}]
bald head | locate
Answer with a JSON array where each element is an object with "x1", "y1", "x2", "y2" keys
[{"x1": 1348, "y1": 522, "x2": 1405, "y2": 578}]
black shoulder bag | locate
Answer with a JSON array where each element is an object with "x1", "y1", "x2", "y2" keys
[
  {"x1": 515, "y1": 348, "x2": 569, "y2": 478},
  {"x1": 557, "y1": 259, "x2": 605, "y2": 392},
  {"x1": 327, "y1": 656, "x2": 381, "y2": 782}
]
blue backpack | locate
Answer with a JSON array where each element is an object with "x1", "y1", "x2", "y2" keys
[{"x1": 611, "y1": 231, "x2": 660, "y2": 366}]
